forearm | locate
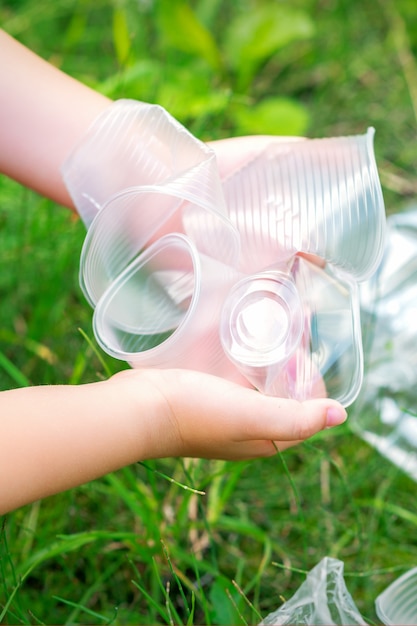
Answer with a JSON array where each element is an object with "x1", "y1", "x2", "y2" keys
[
  {"x1": 0, "y1": 29, "x2": 111, "y2": 208},
  {"x1": 0, "y1": 375, "x2": 164, "y2": 514},
  {"x1": 0, "y1": 368, "x2": 346, "y2": 514}
]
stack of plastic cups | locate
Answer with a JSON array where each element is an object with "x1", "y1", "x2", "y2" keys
[
  {"x1": 62, "y1": 100, "x2": 386, "y2": 406},
  {"x1": 63, "y1": 101, "x2": 244, "y2": 382},
  {"x1": 220, "y1": 131, "x2": 385, "y2": 403}
]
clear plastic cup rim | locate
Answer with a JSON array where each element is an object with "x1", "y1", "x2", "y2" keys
[
  {"x1": 93, "y1": 233, "x2": 203, "y2": 361},
  {"x1": 375, "y1": 566, "x2": 417, "y2": 625},
  {"x1": 220, "y1": 270, "x2": 304, "y2": 368}
]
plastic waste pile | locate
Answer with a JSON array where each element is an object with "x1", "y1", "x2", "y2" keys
[
  {"x1": 61, "y1": 101, "x2": 417, "y2": 626},
  {"x1": 62, "y1": 99, "x2": 386, "y2": 407}
]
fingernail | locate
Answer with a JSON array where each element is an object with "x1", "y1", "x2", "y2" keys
[{"x1": 326, "y1": 406, "x2": 347, "y2": 428}]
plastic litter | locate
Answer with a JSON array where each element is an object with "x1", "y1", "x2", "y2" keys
[
  {"x1": 259, "y1": 558, "x2": 417, "y2": 625},
  {"x1": 259, "y1": 557, "x2": 367, "y2": 625},
  {"x1": 353, "y1": 207, "x2": 417, "y2": 480},
  {"x1": 375, "y1": 565, "x2": 417, "y2": 625},
  {"x1": 62, "y1": 99, "x2": 386, "y2": 405}
]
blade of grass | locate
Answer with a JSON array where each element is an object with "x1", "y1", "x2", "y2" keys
[
  {"x1": 272, "y1": 443, "x2": 309, "y2": 564},
  {"x1": 0, "y1": 350, "x2": 30, "y2": 387},
  {"x1": 131, "y1": 561, "x2": 172, "y2": 625},
  {"x1": 105, "y1": 470, "x2": 162, "y2": 531},
  {"x1": 186, "y1": 590, "x2": 196, "y2": 626},
  {"x1": 232, "y1": 580, "x2": 263, "y2": 624},
  {"x1": 225, "y1": 587, "x2": 247, "y2": 625},
  {"x1": 162, "y1": 539, "x2": 191, "y2": 620},
  {"x1": 0, "y1": 560, "x2": 37, "y2": 623},
  {"x1": 68, "y1": 346, "x2": 92, "y2": 384},
  {"x1": 77, "y1": 327, "x2": 113, "y2": 378},
  {"x1": 358, "y1": 499, "x2": 417, "y2": 526},
  {"x1": 138, "y1": 461, "x2": 206, "y2": 496},
  {"x1": 0, "y1": 519, "x2": 30, "y2": 623},
  {"x1": 53, "y1": 595, "x2": 118, "y2": 623},
  {"x1": 27, "y1": 609, "x2": 45, "y2": 625},
  {"x1": 62, "y1": 559, "x2": 122, "y2": 624}
]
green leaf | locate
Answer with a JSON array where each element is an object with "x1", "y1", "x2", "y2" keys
[
  {"x1": 233, "y1": 96, "x2": 310, "y2": 136},
  {"x1": 17, "y1": 530, "x2": 154, "y2": 575},
  {"x1": 154, "y1": 63, "x2": 230, "y2": 122},
  {"x1": 224, "y1": 4, "x2": 315, "y2": 89},
  {"x1": 52, "y1": 596, "x2": 112, "y2": 623},
  {"x1": 112, "y1": 7, "x2": 131, "y2": 65},
  {"x1": 209, "y1": 578, "x2": 242, "y2": 625},
  {"x1": 98, "y1": 59, "x2": 162, "y2": 100},
  {"x1": 156, "y1": 0, "x2": 222, "y2": 71}
]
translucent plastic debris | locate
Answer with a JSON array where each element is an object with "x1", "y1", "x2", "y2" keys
[
  {"x1": 259, "y1": 559, "x2": 417, "y2": 625},
  {"x1": 62, "y1": 100, "x2": 386, "y2": 405},
  {"x1": 259, "y1": 557, "x2": 367, "y2": 625},
  {"x1": 375, "y1": 566, "x2": 417, "y2": 625},
  {"x1": 353, "y1": 207, "x2": 417, "y2": 479}
]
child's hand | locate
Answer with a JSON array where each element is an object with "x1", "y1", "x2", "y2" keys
[
  {"x1": 109, "y1": 368, "x2": 347, "y2": 461},
  {"x1": 0, "y1": 370, "x2": 346, "y2": 514}
]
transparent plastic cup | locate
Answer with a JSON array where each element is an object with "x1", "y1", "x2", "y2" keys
[
  {"x1": 61, "y1": 100, "x2": 386, "y2": 405},
  {"x1": 220, "y1": 256, "x2": 362, "y2": 404},
  {"x1": 222, "y1": 127, "x2": 385, "y2": 280},
  {"x1": 375, "y1": 567, "x2": 417, "y2": 625},
  {"x1": 93, "y1": 233, "x2": 245, "y2": 381},
  {"x1": 63, "y1": 99, "x2": 240, "y2": 306},
  {"x1": 79, "y1": 185, "x2": 240, "y2": 307},
  {"x1": 62, "y1": 100, "x2": 232, "y2": 231}
]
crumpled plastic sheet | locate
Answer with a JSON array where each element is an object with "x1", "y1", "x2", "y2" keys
[
  {"x1": 259, "y1": 557, "x2": 367, "y2": 626},
  {"x1": 352, "y1": 206, "x2": 417, "y2": 482}
]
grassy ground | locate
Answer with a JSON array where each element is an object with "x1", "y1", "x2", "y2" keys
[{"x1": 1, "y1": 0, "x2": 417, "y2": 623}]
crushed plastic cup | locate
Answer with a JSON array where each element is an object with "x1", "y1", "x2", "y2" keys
[
  {"x1": 63, "y1": 101, "x2": 240, "y2": 307},
  {"x1": 92, "y1": 233, "x2": 245, "y2": 381},
  {"x1": 259, "y1": 558, "x2": 417, "y2": 625},
  {"x1": 353, "y1": 206, "x2": 417, "y2": 478},
  {"x1": 220, "y1": 256, "x2": 362, "y2": 405},
  {"x1": 375, "y1": 567, "x2": 417, "y2": 625},
  {"x1": 259, "y1": 557, "x2": 367, "y2": 625},
  {"x1": 61, "y1": 100, "x2": 234, "y2": 234},
  {"x1": 79, "y1": 185, "x2": 239, "y2": 308},
  {"x1": 62, "y1": 99, "x2": 386, "y2": 405},
  {"x1": 222, "y1": 127, "x2": 385, "y2": 281}
]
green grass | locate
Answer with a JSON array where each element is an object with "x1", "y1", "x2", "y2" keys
[{"x1": 1, "y1": 0, "x2": 417, "y2": 623}]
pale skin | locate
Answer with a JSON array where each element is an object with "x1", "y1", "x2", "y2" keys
[{"x1": 0, "y1": 30, "x2": 347, "y2": 515}]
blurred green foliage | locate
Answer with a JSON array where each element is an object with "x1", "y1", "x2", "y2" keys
[{"x1": 1, "y1": 0, "x2": 417, "y2": 624}]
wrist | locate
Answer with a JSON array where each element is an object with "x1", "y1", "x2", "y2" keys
[{"x1": 107, "y1": 368, "x2": 183, "y2": 460}]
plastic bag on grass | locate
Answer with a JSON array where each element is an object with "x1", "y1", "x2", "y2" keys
[{"x1": 259, "y1": 557, "x2": 367, "y2": 625}]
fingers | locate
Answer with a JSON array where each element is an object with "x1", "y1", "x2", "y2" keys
[
  {"x1": 197, "y1": 381, "x2": 347, "y2": 455},
  {"x1": 234, "y1": 393, "x2": 347, "y2": 443},
  {"x1": 122, "y1": 369, "x2": 347, "y2": 461}
]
